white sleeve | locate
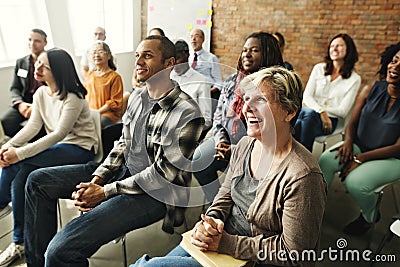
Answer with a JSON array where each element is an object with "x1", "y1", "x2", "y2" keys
[{"x1": 303, "y1": 64, "x2": 325, "y2": 113}]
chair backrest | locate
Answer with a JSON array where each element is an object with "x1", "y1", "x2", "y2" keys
[
  {"x1": 90, "y1": 109, "x2": 103, "y2": 163},
  {"x1": 390, "y1": 219, "x2": 400, "y2": 237},
  {"x1": 314, "y1": 117, "x2": 345, "y2": 145},
  {"x1": 332, "y1": 117, "x2": 346, "y2": 136}
]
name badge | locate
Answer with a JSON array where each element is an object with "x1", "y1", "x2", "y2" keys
[{"x1": 17, "y1": 68, "x2": 28, "y2": 78}]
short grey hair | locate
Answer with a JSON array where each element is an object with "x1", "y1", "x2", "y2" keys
[{"x1": 240, "y1": 66, "x2": 303, "y2": 126}]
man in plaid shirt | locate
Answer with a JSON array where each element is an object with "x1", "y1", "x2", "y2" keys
[{"x1": 24, "y1": 35, "x2": 205, "y2": 267}]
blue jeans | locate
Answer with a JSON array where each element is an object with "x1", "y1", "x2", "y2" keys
[
  {"x1": 24, "y1": 162, "x2": 167, "y2": 267},
  {"x1": 131, "y1": 245, "x2": 201, "y2": 267},
  {"x1": 0, "y1": 143, "x2": 93, "y2": 244},
  {"x1": 191, "y1": 137, "x2": 227, "y2": 202},
  {"x1": 294, "y1": 107, "x2": 338, "y2": 151}
]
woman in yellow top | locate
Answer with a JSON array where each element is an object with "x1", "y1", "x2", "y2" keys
[{"x1": 84, "y1": 41, "x2": 123, "y2": 128}]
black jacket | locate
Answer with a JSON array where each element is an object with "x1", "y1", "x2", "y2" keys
[{"x1": 10, "y1": 55, "x2": 33, "y2": 106}]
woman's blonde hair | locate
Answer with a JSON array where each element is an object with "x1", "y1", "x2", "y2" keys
[{"x1": 240, "y1": 66, "x2": 303, "y2": 126}]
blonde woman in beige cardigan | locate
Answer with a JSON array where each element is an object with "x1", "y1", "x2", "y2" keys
[{"x1": 131, "y1": 67, "x2": 327, "y2": 267}]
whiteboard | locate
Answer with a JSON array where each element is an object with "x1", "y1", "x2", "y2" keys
[{"x1": 147, "y1": 0, "x2": 213, "y2": 51}]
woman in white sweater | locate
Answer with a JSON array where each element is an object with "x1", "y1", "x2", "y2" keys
[
  {"x1": 0, "y1": 48, "x2": 98, "y2": 266},
  {"x1": 294, "y1": 33, "x2": 361, "y2": 151}
]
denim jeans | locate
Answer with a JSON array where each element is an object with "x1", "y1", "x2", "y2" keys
[
  {"x1": 191, "y1": 137, "x2": 227, "y2": 202},
  {"x1": 24, "y1": 162, "x2": 167, "y2": 267},
  {"x1": 294, "y1": 107, "x2": 338, "y2": 151},
  {"x1": 0, "y1": 143, "x2": 93, "y2": 244},
  {"x1": 130, "y1": 245, "x2": 201, "y2": 267}
]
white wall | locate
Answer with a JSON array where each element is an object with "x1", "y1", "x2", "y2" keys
[
  {"x1": 114, "y1": 51, "x2": 135, "y2": 93},
  {"x1": 0, "y1": 66, "x2": 13, "y2": 114},
  {"x1": 0, "y1": 0, "x2": 141, "y2": 115}
]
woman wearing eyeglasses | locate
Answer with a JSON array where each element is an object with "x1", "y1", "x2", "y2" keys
[
  {"x1": 0, "y1": 48, "x2": 97, "y2": 266},
  {"x1": 84, "y1": 41, "x2": 123, "y2": 129}
]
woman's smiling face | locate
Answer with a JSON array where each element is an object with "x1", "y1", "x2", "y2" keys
[
  {"x1": 241, "y1": 37, "x2": 262, "y2": 73},
  {"x1": 387, "y1": 50, "x2": 400, "y2": 85},
  {"x1": 242, "y1": 82, "x2": 287, "y2": 142}
]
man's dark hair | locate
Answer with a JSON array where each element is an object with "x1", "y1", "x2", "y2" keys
[
  {"x1": 32, "y1": 28, "x2": 47, "y2": 41},
  {"x1": 174, "y1": 39, "x2": 189, "y2": 53},
  {"x1": 144, "y1": 35, "x2": 176, "y2": 61},
  {"x1": 149, "y1": 27, "x2": 165, "y2": 37}
]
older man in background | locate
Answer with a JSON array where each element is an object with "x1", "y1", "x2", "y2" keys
[{"x1": 189, "y1": 28, "x2": 222, "y2": 115}]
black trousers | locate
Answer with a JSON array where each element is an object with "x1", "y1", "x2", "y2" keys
[{"x1": 1, "y1": 107, "x2": 45, "y2": 141}]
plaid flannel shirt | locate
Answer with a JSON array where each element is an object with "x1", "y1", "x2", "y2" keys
[{"x1": 94, "y1": 83, "x2": 204, "y2": 233}]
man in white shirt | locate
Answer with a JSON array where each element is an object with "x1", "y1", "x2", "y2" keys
[
  {"x1": 189, "y1": 28, "x2": 222, "y2": 114},
  {"x1": 171, "y1": 40, "x2": 213, "y2": 137},
  {"x1": 80, "y1": 26, "x2": 107, "y2": 79}
]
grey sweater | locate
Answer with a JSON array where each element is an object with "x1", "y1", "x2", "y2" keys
[
  {"x1": 6, "y1": 86, "x2": 97, "y2": 160},
  {"x1": 207, "y1": 136, "x2": 327, "y2": 266}
]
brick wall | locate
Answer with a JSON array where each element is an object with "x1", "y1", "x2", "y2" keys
[{"x1": 142, "y1": 0, "x2": 400, "y2": 87}]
